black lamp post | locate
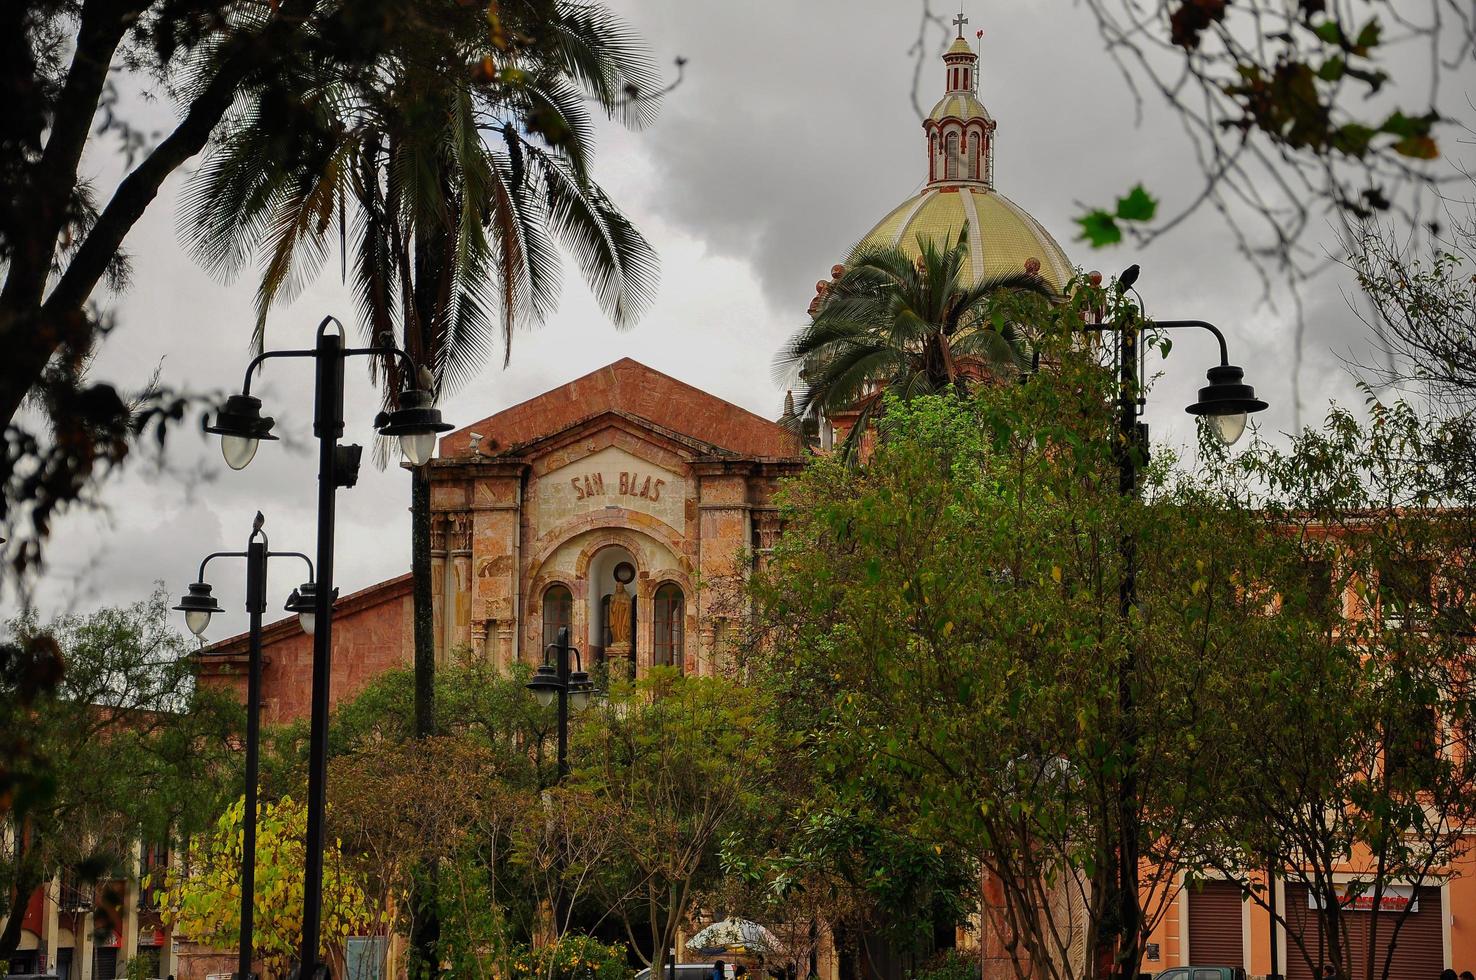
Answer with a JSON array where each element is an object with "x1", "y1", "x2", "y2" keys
[
  {"x1": 525, "y1": 626, "x2": 602, "y2": 782},
  {"x1": 174, "y1": 512, "x2": 318, "y2": 980},
  {"x1": 206, "y1": 316, "x2": 452, "y2": 979},
  {"x1": 1085, "y1": 282, "x2": 1268, "y2": 980}
]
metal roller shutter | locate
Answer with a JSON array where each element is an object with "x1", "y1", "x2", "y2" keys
[
  {"x1": 1188, "y1": 880, "x2": 1246, "y2": 966},
  {"x1": 1283, "y1": 884, "x2": 1444, "y2": 980}
]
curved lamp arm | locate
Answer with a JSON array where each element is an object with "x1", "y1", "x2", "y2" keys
[
  {"x1": 196, "y1": 550, "x2": 246, "y2": 583},
  {"x1": 238, "y1": 316, "x2": 423, "y2": 396}
]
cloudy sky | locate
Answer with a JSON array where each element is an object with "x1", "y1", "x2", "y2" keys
[{"x1": 8, "y1": 0, "x2": 1473, "y2": 638}]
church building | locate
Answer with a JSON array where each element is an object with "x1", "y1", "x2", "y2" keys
[{"x1": 198, "y1": 358, "x2": 806, "y2": 724}]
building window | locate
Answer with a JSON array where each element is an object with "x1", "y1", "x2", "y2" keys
[
  {"x1": 653, "y1": 584, "x2": 685, "y2": 670},
  {"x1": 967, "y1": 133, "x2": 979, "y2": 180},
  {"x1": 542, "y1": 584, "x2": 572, "y2": 649},
  {"x1": 1384, "y1": 703, "x2": 1438, "y2": 790},
  {"x1": 1378, "y1": 557, "x2": 1432, "y2": 629},
  {"x1": 945, "y1": 133, "x2": 960, "y2": 180}
]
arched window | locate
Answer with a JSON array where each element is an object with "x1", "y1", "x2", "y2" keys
[
  {"x1": 653, "y1": 583, "x2": 685, "y2": 671},
  {"x1": 542, "y1": 584, "x2": 572, "y2": 650},
  {"x1": 945, "y1": 133, "x2": 961, "y2": 180},
  {"x1": 967, "y1": 132, "x2": 979, "y2": 180}
]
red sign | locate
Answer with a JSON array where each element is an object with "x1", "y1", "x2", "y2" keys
[{"x1": 1307, "y1": 884, "x2": 1419, "y2": 913}]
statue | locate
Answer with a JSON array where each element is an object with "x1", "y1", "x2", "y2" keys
[{"x1": 607, "y1": 581, "x2": 633, "y2": 647}]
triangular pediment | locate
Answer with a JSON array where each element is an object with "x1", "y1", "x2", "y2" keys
[{"x1": 440, "y1": 359, "x2": 802, "y2": 461}]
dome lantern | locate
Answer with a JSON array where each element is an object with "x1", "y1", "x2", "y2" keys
[
  {"x1": 835, "y1": 10, "x2": 1076, "y2": 300},
  {"x1": 927, "y1": 16, "x2": 996, "y2": 188}
]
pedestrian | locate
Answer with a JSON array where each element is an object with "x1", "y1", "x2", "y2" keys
[
  {"x1": 1458, "y1": 971, "x2": 1473, "y2": 980},
  {"x1": 1440, "y1": 970, "x2": 1457, "y2": 980},
  {"x1": 714, "y1": 959, "x2": 727, "y2": 980}
]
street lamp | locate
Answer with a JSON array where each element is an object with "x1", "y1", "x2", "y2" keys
[
  {"x1": 1083, "y1": 282, "x2": 1268, "y2": 980},
  {"x1": 526, "y1": 626, "x2": 602, "y2": 781},
  {"x1": 174, "y1": 512, "x2": 314, "y2": 980},
  {"x1": 206, "y1": 316, "x2": 452, "y2": 979},
  {"x1": 1185, "y1": 361, "x2": 1268, "y2": 446},
  {"x1": 284, "y1": 582, "x2": 334, "y2": 637}
]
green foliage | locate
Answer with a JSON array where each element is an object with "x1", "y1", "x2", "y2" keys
[
  {"x1": 507, "y1": 933, "x2": 632, "y2": 980},
  {"x1": 778, "y1": 226, "x2": 1055, "y2": 459},
  {"x1": 1075, "y1": 184, "x2": 1158, "y2": 248},
  {"x1": 0, "y1": 588, "x2": 239, "y2": 952},
  {"x1": 750, "y1": 301, "x2": 1299, "y2": 976},
  {"x1": 573, "y1": 673, "x2": 779, "y2": 976},
  {"x1": 1186, "y1": 396, "x2": 1476, "y2": 980},
  {"x1": 157, "y1": 795, "x2": 374, "y2": 977},
  {"x1": 906, "y1": 949, "x2": 982, "y2": 980}
]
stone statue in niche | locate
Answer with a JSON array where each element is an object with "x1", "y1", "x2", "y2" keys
[
  {"x1": 607, "y1": 582, "x2": 633, "y2": 646},
  {"x1": 606, "y1": 561, "x2": 636, "y2": 678}
]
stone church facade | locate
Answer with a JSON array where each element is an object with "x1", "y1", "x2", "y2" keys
[{"x1": 199, "y1": 358, "x2": 805, "y2": 719}]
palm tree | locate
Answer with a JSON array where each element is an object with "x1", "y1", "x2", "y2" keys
[
  {"x1": 178, "y1": 3, "x2": 661, "y2": 969},
  {"x1": 776, "y1": 226, "x2": 1055, "y2": 459}
]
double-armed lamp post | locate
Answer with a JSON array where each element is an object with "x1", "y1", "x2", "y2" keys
[
  {"x1": 203, "y1": 316, "x2": 452, "y2": 979},
  {"x1": 174, "y1": 512, "x2": 321, "y2": 980},
  {"x1": 1085, "y1": 271, "x2": 1269, "y2": 980},
  {"x1": 525, "y1": 626, "x2": 603, "y2": 782}
]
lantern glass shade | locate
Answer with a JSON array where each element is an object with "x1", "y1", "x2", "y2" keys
[
  {"x1": 377, "y1": 388, "x2": 452, "y2": 466},
  {"x1": 221, "y1": 434, "x2": 260, "y2": 470},
  {"x1": 1185, "y1": 363, "x2": 1267, "y2": 447},
  {"x1": 568, "y1": 671, "x2": 593, "y2": 713},
  {"x1": 526, "y1": 663, "x2": 562, "y2": 707},
  {"x1": 1208, "y1": 411, "x2": 1248, "y2": 446},
  {"x1": 284, "y1": 584, "x2": 323, "y2": 635},
  {"x1": 400, "y1": 431, "x2": 437, "y2": 467},
  {"x1": 173, "y1": 581, "x2": 222, "y2": 638},
  {"x1": 185, "y1": 609, "x2": 212, "y2": 637}
]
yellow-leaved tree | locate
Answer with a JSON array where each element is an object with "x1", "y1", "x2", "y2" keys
[{"x1": 155, "y1": 795, "x2": 374, "y2": 978}]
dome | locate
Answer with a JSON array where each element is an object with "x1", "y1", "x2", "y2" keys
[
  {"x1": 823, "y1": 16, "x2": 1074, "y2": 301},
  {"x1": 928, "y1": 91, "x2": 993, "y2": 125},
  {"x1": 854, "y1": 186, "x2": 1074, "y2": 294}
]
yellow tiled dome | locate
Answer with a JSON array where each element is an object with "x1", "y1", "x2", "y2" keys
[
  {"x1": 854, "y1": 186, "x2": 1074, "y2": 294},
  {"x1": 928, "y1": 91, "x2": 992, "y2": 124}
]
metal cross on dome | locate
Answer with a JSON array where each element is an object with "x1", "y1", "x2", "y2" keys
[{"x1": 953, "y1": 10, "x2": 969, "y2": 37}]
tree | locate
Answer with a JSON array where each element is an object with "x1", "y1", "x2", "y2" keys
[
  {"x1": 750, "y1": 308, "x2": 1292, "y2": 980},
  {"x1": 1345, "y1": 195, "x2": 1476, "y2": 410},
  {"x1": 1059, "y1": 0, "x2": 1452, "y2": 268},
  {"x1": 1181, "y1": 397, "x2": 1476, "y2": 980},
  {"x1": 0, "y1": 0, "x2": 440, "y2": 578},
  {"x1": 776, "y1": 227, "x2": 1054, "y2": 459},
  {"x1": 178, "y1": 9, "x2": 663, "y2": 964},
  {"x1": 156, "y1": 794, "x2": 375, "y2": 978},
  {"x1": 573, "y1": 673, "x2": 778, "y2": 980},
  {"x1": 0, "y1": 587, "x2": 240, "y2": 963}
]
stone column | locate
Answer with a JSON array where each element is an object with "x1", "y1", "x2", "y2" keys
[
  {"x1": 450, "y1": 512, "x2": 473, "y2": 654},
  {"x1": 635, "y1": 576, "x2": 654, "y2": 675},
  {"x1": 429, "y1": 514, "x2": 448, "y2": 660}
]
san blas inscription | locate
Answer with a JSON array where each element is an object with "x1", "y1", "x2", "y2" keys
[{"x1": 569, "y1": 470, "x2": 666, "y2": 502}]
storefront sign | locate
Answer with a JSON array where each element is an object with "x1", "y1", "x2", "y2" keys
[{"x1": 1307, "y1": 883, "x2": 1418, "y2": 912}]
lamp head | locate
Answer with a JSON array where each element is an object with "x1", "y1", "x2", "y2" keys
[
  {"x1": 526, "y1": 663, "x2": 562, "y2": 708},
  {"x1": 284, "y1": 581, "x2": 336, "y2": 635},
  {"x1": 173, "y1": 582, "x2": 223, "y2": 637},
  {"x1": 568, "y1": 670, "x2": 595, "y2": 713},
  {"x1": 205, "y1": 394, "x2": 278, "y2": 470},
  {"x1": 377, "y1": 389, "x2": 453, "y2": 466},
  {"x1": 1185, "y1": 364, "x2": 1268, "y2": 446}
]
